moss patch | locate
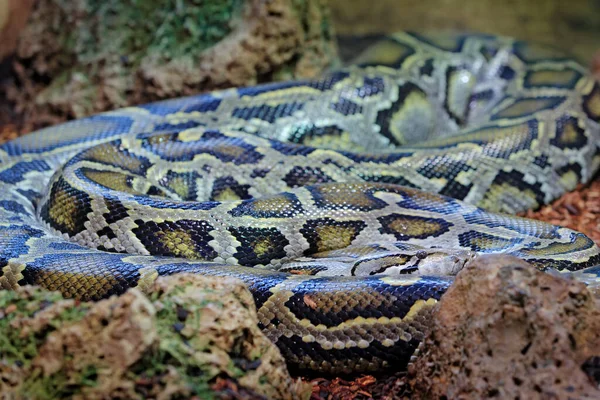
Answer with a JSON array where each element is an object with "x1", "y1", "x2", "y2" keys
[
  {"x1": 0, "y1": 287, "x2": 87, "y2": 370},
  {"x1": 0, "y1": 276, "x2": 310, "y2": 399},
  {"x1": 54, "y1": 0, "x2": 244, "y2": 66},
  {"x1": 7, "y1": 0, "x2": 337, "y2": 124}
]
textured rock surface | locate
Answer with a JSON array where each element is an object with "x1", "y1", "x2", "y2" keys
[
  {"x1": 0, "y1": 274, "x2": 310, "y2": 400},
  {"x1": 408, "y1": 254, "x2": 600, "y2": 399},
  {"x1": 0, "y1": 0, "x2": 34, "y2": 61},
  {"x1": 6, "y1": 0, "x2": 337, "y2": 121}
]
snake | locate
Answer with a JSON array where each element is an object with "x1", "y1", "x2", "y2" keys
[{"x1": 1, "y1": 32, "x2": 600, "y2": 375}]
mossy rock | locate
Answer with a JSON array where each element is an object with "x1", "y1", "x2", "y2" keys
[
  {"x1": 9, "y1": 0, "x2": 338, "y2": 120},
  {"x1": 0, "y1": 274, "x2": 311, "y2": 399}
]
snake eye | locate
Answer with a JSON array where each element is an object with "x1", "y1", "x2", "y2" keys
[{"x1": 416, "y1": 250, "x2": 429, "y2": 259}]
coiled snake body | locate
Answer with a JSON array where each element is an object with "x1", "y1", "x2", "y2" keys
[{"x1": 1, "y1": 32, "x2": 600, "y2": 374}]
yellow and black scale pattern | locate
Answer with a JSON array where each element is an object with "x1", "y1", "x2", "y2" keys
[{"x1": 1, "y1": 32, "x2": 600, "y2": 374}]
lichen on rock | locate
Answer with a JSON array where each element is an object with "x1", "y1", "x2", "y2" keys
[
  {"x1": 7, "y1": 0, "x2": 338, "y2": 121},
  {"x1": 408, "y1": 254, "x2": 600, "y2": 399},
  {"x1": 0, "y1": 274, "x2": 310, "y2": 399}
]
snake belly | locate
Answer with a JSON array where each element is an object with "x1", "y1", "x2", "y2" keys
[{"x1": 1, "y1": 32, "x2": 600, "y2": 374}]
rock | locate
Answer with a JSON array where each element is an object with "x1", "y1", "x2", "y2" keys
[
  {"x1": 7, "y1": 0, "x2": 338, "y2": 122},
  {"x1": 0, "y1": 274, "x2": 311, "y2": 400},
  {"x1": 408, "y1": 254, "x2": 600, "y2": 399},
  {"x1": 0, "y1": 0, "x2": 34, "y2": 62}
]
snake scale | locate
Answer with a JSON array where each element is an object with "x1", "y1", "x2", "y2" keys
[{"x1": 1, "y1": 32, "x2": 600, "y2": 374}]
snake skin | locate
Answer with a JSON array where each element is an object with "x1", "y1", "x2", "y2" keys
[{"x1": 1, "y1": 32, "x2": 600, "y2": 374}]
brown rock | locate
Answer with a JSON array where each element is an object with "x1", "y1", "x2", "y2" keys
[
  {"x1": 142, "y1": 0, "x2": 337, "y2": 95},
  {"x1": 0, "y1": 274, "x2": 311, "y2": 399},
  {"x1": 5, "y1": 0, "x2": 337, "y2": 124},
  {"x1": 0, "y1": 0, "x2": 34, "y2": 62},
  {"x1": 408, "y1": 254, "x2": 600, "y2": 399}
]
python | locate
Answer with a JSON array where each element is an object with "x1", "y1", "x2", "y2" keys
[{"x1": 0, "y1": 32, "x2": 599, "y2": 374}]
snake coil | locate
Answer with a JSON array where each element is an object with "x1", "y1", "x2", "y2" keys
[{"x1": 1, "y1": 32, "x2": 599, "y2": 374}]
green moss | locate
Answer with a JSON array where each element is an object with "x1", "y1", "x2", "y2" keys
[
  {"x1": 19, "y1": 369, "x2": 71, "y2": 400},
  {"x1": 0, "y1": 289, "x2": 88, "y2": 369},
  {"x1": 2, "y1": 281, "x2": 297, "y2": 399},
  {"x1": 53, "y1": 0, "x2": 245, "y2": 67},
  {"x1": 20, "y1": 365, "x2": 99, "y2": 400},
  {"x1": 115, "y1": 287, "x2": 228, "y2": 399},
  {"x1": 15, "y1": 0, "x2": 337, "y2": 120},
  {"x1": 0, "y1": 289, "x2": 92, "y2": 399},
  {"x1": 133, "y1": 283, "x2": 268, "y2": 398}
]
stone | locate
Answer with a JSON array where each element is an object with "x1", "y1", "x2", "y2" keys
[
  {"x1": 408, "y1": 254, "x2": 600, "y2": 399},
  {"x1": 0, "y1": 0, "x2": 34, "y2": 62},
  {"x1": 6, "y1": 0, "x2": 338, "y2": 120},
  {"x1": 0, "y1": 274, "x2": 311, "y2": 399}
]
